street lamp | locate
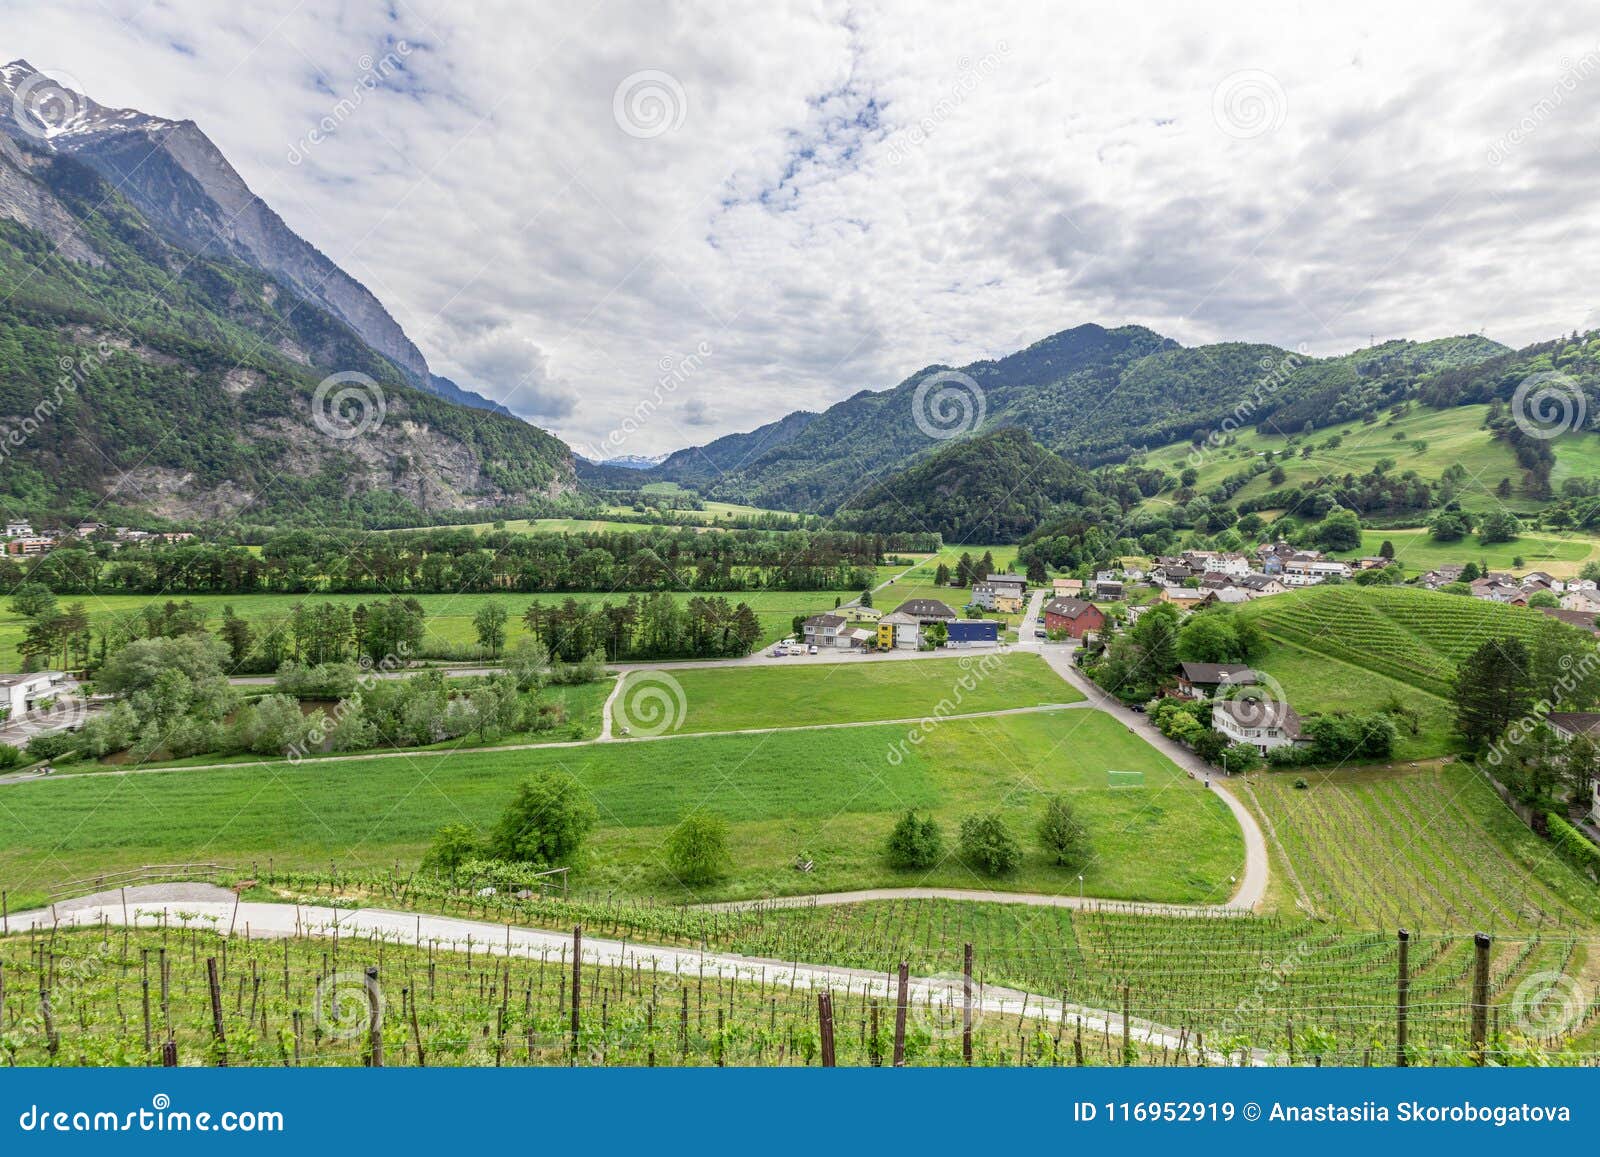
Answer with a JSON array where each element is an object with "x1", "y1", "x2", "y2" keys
[{"x1": 1077, "y1": 874, "x2": 1084, "y2": 902}]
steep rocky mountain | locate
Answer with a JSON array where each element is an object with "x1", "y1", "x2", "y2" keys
[
  {"x1": 648, "y1": 324, "x2": 1510, "y2": 512},
  {"x1": 0, "y1": 102, "x2": 572, "y2": 525},
  {"x1": 0, "y1": 60, "x2": 511, "y2": 417}
]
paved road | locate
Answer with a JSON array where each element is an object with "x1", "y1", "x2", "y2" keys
[
  {"x1": 698, "y1": 886, "x2": 1254, "y2": 916},
  {"x1": 6, "y1": 896, "x2": 1253, "y2": 1062}
]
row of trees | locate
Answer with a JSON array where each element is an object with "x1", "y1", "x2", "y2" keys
[
  {"x1": 521, "y1": 593, "x2": 763, "y2": 662},
  {"x1": 885, "y1": 801, "x2": 1091, "y2": 877},
  {"x1": 14, "y1": 526, "x2": 919, "y2": 596}
]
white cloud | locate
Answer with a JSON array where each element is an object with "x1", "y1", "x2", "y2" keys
[{"x1": 2, "y1": 0, "x2": 1598, "y2": 455}]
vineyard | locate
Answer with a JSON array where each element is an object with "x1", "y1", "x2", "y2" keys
[
  {"x1": 1239, "y1": 586, "x2": 1558, "y2": 696},
  {"x1": 3, "y1": 893, "x2": 1594, "y2": 1066},
  {"x1": 1241, "y1": 764, "x2": 1600, "y2": 928}
]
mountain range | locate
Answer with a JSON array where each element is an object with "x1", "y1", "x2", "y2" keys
[{"x1": 0, "y1": 62, "x2": 572, "y2": 524}]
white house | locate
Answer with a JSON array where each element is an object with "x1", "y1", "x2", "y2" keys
[
  {"x1": 877, "y1": 610, "x2": 922, "y2": 649},
  {"x1": 1282, "y1": 557, "x2": 1352, "y2": 586},
  {"x1": 4, "y1": 520, "x2": 33, "y2": 538},
  {"x1": 1561, "y1": 589, "x2": 1600, "y2": 614},
  {"x1": 0, "y1": 671, "x2": 73, "y2": 722},
  {"x1": 801, "y1": 613, "x2": 853, "y2": 649},
  {"x1": 1213, "y1": 697, "x2": 1304, "y2": 755}
]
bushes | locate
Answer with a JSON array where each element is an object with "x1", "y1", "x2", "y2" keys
[
  {"x1": 486, "y1": 772, "x2": 597, "y2": 868},
  {"x1": 958, "y1": 813, "x2": 1022, "y2": 876},
  {"x1": 1545, "y1": 812, "x2": 1600, "y2": 877},
  {"x1": 665, "y1": 814, "x2": 731, "y2": 884},
  {"x1": 885, "y1": 809, "x2": 944, "y2": 869}
]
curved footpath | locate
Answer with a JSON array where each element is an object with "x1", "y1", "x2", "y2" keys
[{"x1": 8, "y1": 893, "x2": 1257, "y2": 1064}]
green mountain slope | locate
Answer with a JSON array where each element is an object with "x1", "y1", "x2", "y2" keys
[
  {"x1": 648, "y1": 324, "x2": 1512, "y2": 513},
  {"x1": 837, "y1": 426, "x2": 1112, "y2": 541}
]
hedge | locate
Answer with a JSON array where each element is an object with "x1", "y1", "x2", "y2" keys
[{"x1": 1545, "y1": 811, "x2": 1600, "y2": 877}]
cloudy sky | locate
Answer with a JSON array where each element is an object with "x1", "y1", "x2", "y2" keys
[{"x1": 4, "y1": 0, "x2": 1599, "y2": 456}]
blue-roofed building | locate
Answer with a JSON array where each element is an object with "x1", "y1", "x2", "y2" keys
[{"x1": 946, "y1": 619, "x2": 998, "y2": 646}]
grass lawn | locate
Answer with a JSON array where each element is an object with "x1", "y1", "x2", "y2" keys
[
  {"x1": 0, "y1": 589, "x2": 861, "y2": 662},
  {"x1": 1334, "y1": 528, "x2": 1600, "y2": 577},
  {"x1": 617, "y1": 652, "x2": 1082, "y2": 735},
  {"x1": 0, "y1": 710, "x2": 1242, "y2": 908},
  {"x1": 1138, "y1": 404, "x2": 1550, "y2": 516},
  {"x1": 1250, "y1": 636, "x2": 1458, "y2": 762}
]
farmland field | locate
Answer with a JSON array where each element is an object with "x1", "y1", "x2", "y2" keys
[
  {"x1": 622, "y1": 652, "x2": 1082, "y2": 734},
  {"x1": 1238, "y1": 585, "x2": 1557, "y2": 697},
  {"x1": 0, "y1": 709, "x2": 1241, "y2": 909},
  {"x1": 1334, "y1": 527, "x2": 1600, "y2": 576},
  {"x1": 1241, "y1": 763, "x2": 1600, "y2": 930},
  {"x1": 1249, "y1": 636, "x2": 1457, "y2": 762},
  {"x1": 1138, "y1": 404, "x2": 1550, "y2": 515}
]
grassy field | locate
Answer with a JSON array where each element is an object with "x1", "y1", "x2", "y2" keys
[
  {"x1": 1241, "y1": 763, "x2": 1600, "y2": 930},
  {"x1": 0, "y1": 589, "x2": 863, "y2": 661},
  {"x1": 616, "y1": 653, "x2": 1082, "y2": 735},
  {"x1": 1139, "y1": 404, "x2": 1548, "y2": 515},
  {"x1": 0, "y1": 710, "x2": 1242, "y2": 908},
  {"x1": 1249, "y1": 636, "x2": 1457, "y2": 762},
  {"x1": 1334, "y1": 528, "x2": 1600, "y2": 577},
  {"x1": 1238, "y1": 585, "x2": 1557, "y2": 697}
]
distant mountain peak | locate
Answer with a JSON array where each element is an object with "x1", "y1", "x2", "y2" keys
[{"x1": 0, "y1": 61, "x2": 516, "y2": 420}]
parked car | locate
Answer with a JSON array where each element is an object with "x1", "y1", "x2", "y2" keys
[{"x1": 808, "y1": 644, "x2": 819, "y2": 655}]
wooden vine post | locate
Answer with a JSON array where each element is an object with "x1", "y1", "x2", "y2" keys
[
  {"x1": 1470, "y1": 932, "x2": 1491, "y2": 1066},
  {"x1": 962, "y1": 943, "x2": 974, "y2": 1066},
  {"x1": 569, "y1": 926, "x2": 582, "y2": 1065},
  {"x1": 1395, "y1": 929, "x2": 1410, "y2": 1067},
  {"x1": 817, "y1": 991, "x2": 836, "y2": 1068},
  {"x1": 205, "y1": 956, "x2": 228, "y2": 1066},
  {"x1": 892, "y1": 962, "x2": 909, "y2": 1068},
  {"x1": 364, "y1": 966, "x2": 383, "y2": 1067}
]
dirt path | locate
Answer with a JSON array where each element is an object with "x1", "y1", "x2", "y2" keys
[{"x1": 6, "y1": 897, "x2": 1257, "y2": 1063}]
